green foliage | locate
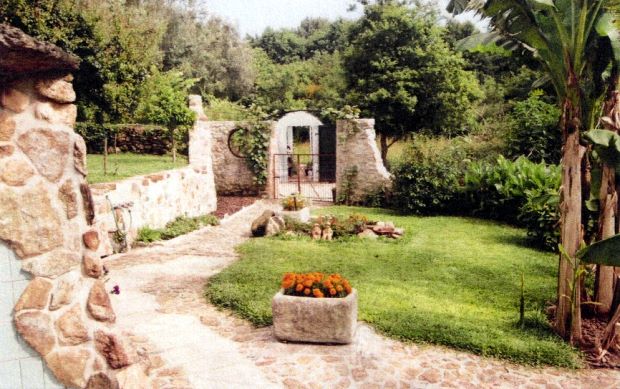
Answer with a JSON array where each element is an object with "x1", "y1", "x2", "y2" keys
[
  {"x1": 162, "y1": 10, "x2": 254, "y2": 100},
  {"x1": 204, "y1": 97, "x2": 252, "y2": 121},
  {"x1": 136, "y1": 227, "x2": 162, "y2": 243},
  {"x1": 135, "y1": 69, "x2": 196, "y2": 129},
  {"x1": 136, "y1": 214, "x2": 219, "y2": 243},
  {"x1": 344, "y1": 1, "x2": 482, "y2": 155},
  {"x1": 249, "y1": 49, "x2": 347, "y2": 114},
  {"x1": 508, "y1": 90, "x2": 561, "y2": 164},
  {"x1": 389, "y1": 140, "x2": 467, "y2": 215},
  {"x1": 231, "y1": 110, "x2": 272, "y2": 187},
  {"x1": 250, "y1": 17, "x2": 351, "y2": 64},
  {"x1": 465, "y1": 156, "x2": 561, "y2": 250},
  {"x1": 206, "y1": 206, "x2": 581, "y2": 367},
  {"x1": 336, "y1": 166, "x2": 358, "y2": 205},
  {"x1": 577, "y1": 234, "x2": 620, "y2": 267}
]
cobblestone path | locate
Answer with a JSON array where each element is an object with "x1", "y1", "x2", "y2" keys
[{"x1": 105, "y1": 201, "x2": 620, "y2": 388}]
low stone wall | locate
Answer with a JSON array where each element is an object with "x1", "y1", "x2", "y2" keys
[
  {"x1": 336, "y1": 119, "x2": 392, "y2": 203},
  {"x1": 91, "y1": 167, "x2": 217, "y2": 256},
  {"x1": 0, "y1": 24, "x2": 139, "y2": 388},
  {"x1": 207, "y1": 121, "x2": 258, "y2": 195}
]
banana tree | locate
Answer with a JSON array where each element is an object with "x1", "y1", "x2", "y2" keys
[
  {"x1": 577, "y1": 233, "x2": 620, "y2": 356},
  {"x1": 448, "y1": 0, "x2": 620, "y2": 343}
]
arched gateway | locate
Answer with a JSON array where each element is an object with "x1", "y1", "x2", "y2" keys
[{"x1": 272, "y1": 111, "x2": 337, "y2": 201}]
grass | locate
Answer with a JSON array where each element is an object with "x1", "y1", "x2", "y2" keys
[
  {"x1": 205, "y1": 206, "x2": 581, "y2": 368},
  {"x1": 87, "y1": 153, "x2": 188, "y2": 184},
  {"x1": 137, "y1": 214, "x2": 219, "y2": 243}
]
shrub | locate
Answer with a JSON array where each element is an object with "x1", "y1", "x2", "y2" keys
[
  {"x1": 281, "y1": 193, "x2": 309, "y2": 211},
  {"x1": 136, "y1": 227, "x2": 162, "y2": 243},
  {"x1": 389, "y1": 140, "x2": 468, "y2": 215},
  {"x1": 464, "y1": 156, "x2": 560, "y2": 250},
  {"x1": 136, "y1": 214, "x2": 219, "y2": 243},
  {"x1": 508, "y1": 90, "x2": 561, "y2": 164},
  {"x1": 281, "y1": 272, "x2": 352, "y2": 298}
]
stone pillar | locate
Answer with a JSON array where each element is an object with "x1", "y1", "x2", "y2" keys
[
  {"x1": 0, "y1": 24, "x2": 138, "y2": 388},
  {"x1": 336, "y1": 119, "x2": 392, "y2": 203}
]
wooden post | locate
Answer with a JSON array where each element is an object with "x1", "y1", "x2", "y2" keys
[{"x1": 103, "y1": 133, "x2": 108, "y2": 176}]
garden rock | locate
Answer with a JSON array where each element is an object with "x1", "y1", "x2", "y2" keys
[
  {"x1": 22, "y1": 249, "x2": 80, "y2": 278},
  {"x1": 358, "y1": 229, "x2": 378, "y2": 239},
  {"x1": 265, "y1": 217, "x2": 282, "y2": 237},
  {"x1": 0, "y1": 156, "x2": 34, "y2": 186},
  {"x1": 0, "y1": 110, "x2": 15, "y2": 140},
  {"x1": 311, "y1": 224, "x2": 322, "y2": 240},
  {"x1": 251, "y1": 210, "x2": 275, "y2": 237},
  {"x1": 0, "y1": 86, "x2": 29, "y2": 112}
]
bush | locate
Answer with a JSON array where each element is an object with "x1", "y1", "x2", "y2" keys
[
  {"x1": 281, "y1": 194, "x2": 309, "y2": 211},
  {"x1": 389, "y1": 139, "x2": 468, "y2": 215},
  {"x1": 508, "y1": 90, "x2": 561, "y2": 164},
  {"x1": 464, "y1": 156, "x2": 560, "y2": 250},
  {"x1": 136, "y1": 214, "x2": 219, "y2": 243}
]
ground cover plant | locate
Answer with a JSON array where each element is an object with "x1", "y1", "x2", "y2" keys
[
  {"x1": 87, "y1": 153, "x2": 188, "y2": 184},
  {"x1": 206, "y1": 206, "x2": 580, "y2": 367},
  {"x1": 137, "y1": 214, "x2": 219, "y2": 243}
]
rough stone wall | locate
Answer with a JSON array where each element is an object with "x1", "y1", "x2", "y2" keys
[
  {"x1": 91, "y1": 167, "x2": 217, "y2": 256},
  {"x1": 207, "y1": 121, "x2": 258, "y2": 195},
  {"x1": 0, "y1": 75, "x2": 137, "y2": 387},
  {"x1": 336, "y1": 119, "x2": 392, "y2": 203},
  {"x1": 91, "y1": 95, "x2": 217, "y2": 256}
]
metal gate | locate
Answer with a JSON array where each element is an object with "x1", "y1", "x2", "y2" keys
[{"x1": 273, "y1": 153, "x2": 336, "y2": 201}]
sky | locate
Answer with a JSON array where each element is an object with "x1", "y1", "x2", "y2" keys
[{"x1": 203, "y1": 0, "x2": 486, "y2": 37}]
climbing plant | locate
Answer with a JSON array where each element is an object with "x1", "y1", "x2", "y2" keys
[{"x1": 231, "y1": 106, "x2": 273, "y2": 187}]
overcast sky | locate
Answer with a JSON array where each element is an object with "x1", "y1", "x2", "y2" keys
[{"x1": 203, "y1": 0, "x2": 486, "y2": 37}]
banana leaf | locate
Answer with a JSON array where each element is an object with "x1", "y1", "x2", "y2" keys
[{"x1": 576, "y1": 234, "x2": 620, "y2": 266}]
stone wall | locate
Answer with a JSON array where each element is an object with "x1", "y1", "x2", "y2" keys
[
  {"x1": 0, "y1": 24, "x2": 140, "y2": 388},
  {"x1": 336, "y1": 119, "x2": 392, "y2": 203},
  {"x1": 91, "y1": 167, "x2": 217, "y2": 256},
  {"x1": 206, "y1": 121, "x2": 259, "y2": 195},
  {"x1": 91, "y1": 95, "x2": 217, "y2": 256}
]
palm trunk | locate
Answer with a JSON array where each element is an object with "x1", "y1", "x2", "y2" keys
[{"x1": 556, "y1": 97, "x2": 585, "y2": 344}]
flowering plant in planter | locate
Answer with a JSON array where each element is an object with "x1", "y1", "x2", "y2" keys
[
  {"x1": 281, "y1": 272, "x2": 352, "y2": 298},
  {"x1": 273, "y1": 272, "x2": 358, "y2": 344}
]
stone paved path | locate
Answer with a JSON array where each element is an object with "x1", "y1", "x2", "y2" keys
[{"x1": 105, "y1": 201, "x2": 620, "y2": 389}]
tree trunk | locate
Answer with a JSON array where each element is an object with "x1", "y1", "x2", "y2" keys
[
  {"x1": 380, "y1": 133, "x2": 388, "y2": 167},
  {"x1": 596, "y1": 88, "x2": 620, "y2": 316},
  {"x1": 171, "y1": 128, "x2": 177, "y2": 164},
  {"x1": 556, "y1": 97, "x2": 585, "y2": 343},
  {"x1": 596, "y1": 165, "x2": 617, "y2": 315}
]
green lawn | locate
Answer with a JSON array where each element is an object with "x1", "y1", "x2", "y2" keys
[
  {"x1": 205, "y1": 206, "x2": 580, "y2": 368},
  {"x1": 87, "y1": 153, "x2": 188, "y2": 184}
]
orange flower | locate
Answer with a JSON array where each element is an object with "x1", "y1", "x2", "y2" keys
[
  {"x1": 329, "y1": 288, "x2": 337, "y2": 296},
  {"x1": 336, "y1": 285, "x2": 344, "y2": 292},
  {"x1": 303, "y1": 279, "x2": 313, "y2": 287},
  {"x1": 313, "y1": 288, "x2": 324, "y2": 298},
  {"x1": 295, "y1": 283, "x2": 304, "y2": 292},
  {"x1": 345, "y1": 285, "x2": 352, "y2": 294},
  {"x1": 304, "y1": 288, "x2": 311, "y2": 296}
]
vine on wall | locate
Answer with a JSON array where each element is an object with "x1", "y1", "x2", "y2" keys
[{"x1": 230, "y1": 108, "x2": 272, "y2": 187}]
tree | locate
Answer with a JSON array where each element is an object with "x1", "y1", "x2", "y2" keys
[
  {"x1": 344, "y1": 1, "x2": 482, "y2": 163},
  {"x1": 136, "y1": 69, "x2": 196, "y2": 162},
  {"x1": 161, "y1": 10, "x2": 254, "y2": 100},
  {"x1": 449, "y1": 0, "x2": 620, "y2": 344}
]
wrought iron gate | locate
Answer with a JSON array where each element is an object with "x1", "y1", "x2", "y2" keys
[{"x1": 273, "y1": 153, "x2": 336, "y2": 201}]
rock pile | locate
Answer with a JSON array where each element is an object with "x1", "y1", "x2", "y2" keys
[{"x1": 358, "y1": 221, "x2": 404, "y2": 239}]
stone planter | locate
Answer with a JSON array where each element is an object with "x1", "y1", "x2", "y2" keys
[
  {"x1": 272, "y1": 289, "x2": 357, "y2": 344},
  {"x1": 281, "y1": 207, "x2": 311, "y2": 223}
]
